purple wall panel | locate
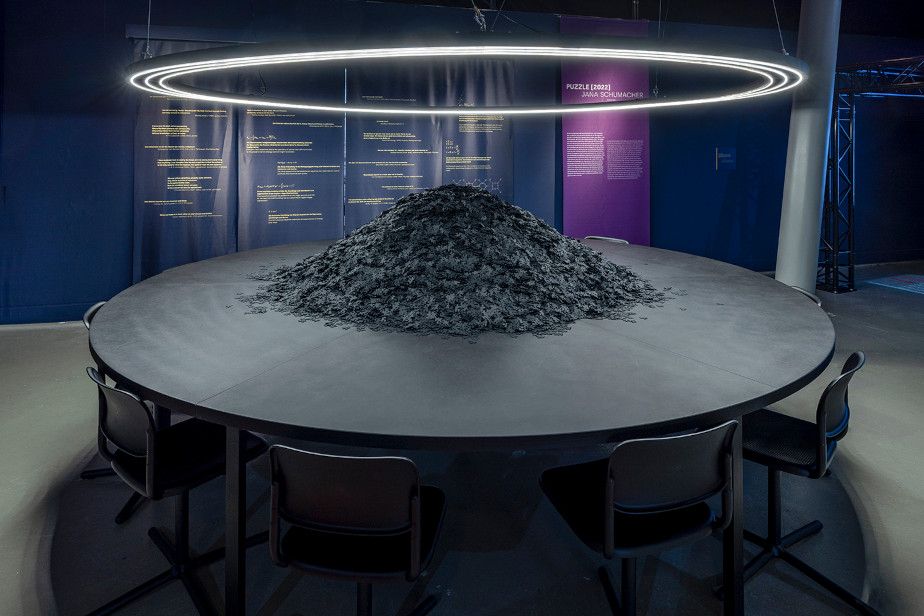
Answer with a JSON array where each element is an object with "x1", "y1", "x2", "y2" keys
[{"x1": 561, "y1": 17, "x2": 650, "y2": 244}]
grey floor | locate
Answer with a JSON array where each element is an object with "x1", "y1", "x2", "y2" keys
[{"x1": 1, "y1": 260, "x2": 922, "y2": 616}]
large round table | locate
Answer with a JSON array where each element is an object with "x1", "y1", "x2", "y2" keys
[{"x1": 88, "y1": 239, "x2": 835, "y2": 615}]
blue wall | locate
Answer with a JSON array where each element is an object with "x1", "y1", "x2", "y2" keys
[
  {"x1": 2, "y1": 1, "x2": 923, "y2": 323},
  {"x1": 1, "y1": 2, "x2": 136, "y2": 323},
  {"x1": 646, "y1": 23, "x2": 797, "y2": 272},
  {"x1": 854, "y1": 95, "x2": 924, "y2": 263},
  {"x1": 649, "y1": 99, "x2": 792, "y2": 272}
]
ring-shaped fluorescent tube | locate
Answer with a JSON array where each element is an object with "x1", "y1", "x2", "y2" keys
[{"x1": 126, "y1": 35, "x2": 807, "y2": 115}]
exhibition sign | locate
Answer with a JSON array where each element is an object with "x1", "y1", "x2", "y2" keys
[{"x1": 561, "y1": 17, "x2": 651, "y2": 244}]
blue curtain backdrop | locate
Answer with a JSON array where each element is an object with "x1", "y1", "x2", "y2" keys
[
  {"x1": 236, "y1": 66, "x2": 346, "y2": 251},
  {"x1": 343, "y1": 64, "x2": 445, "y2": 234},
  {"x1": 441, "y1": 60, "x2": 515, "y2": 203},
  {"x1": 343, "y1": 60, "x2": 515, "y2": 235},
  {"x1": 132, "y1": 39, "x2": 239, "y2": 282}
]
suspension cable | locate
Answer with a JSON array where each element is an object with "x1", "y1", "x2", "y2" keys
[
  {"x1": 771, "y1": 0, "x2": 788, "y2": 55},
  {"x1": 143, "y1": 0, "x2": 153, "y2": 58}
]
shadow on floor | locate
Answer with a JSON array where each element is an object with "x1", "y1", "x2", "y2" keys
[{"x1": 49, "y1": 443, "x2": 874, "y2": 616}]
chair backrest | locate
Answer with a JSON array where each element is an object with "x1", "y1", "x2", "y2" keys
[
  {"x1": 269, "y1": 445, "x2": 420, "y2": 535},
  {"x1": 607, "y1": 420, "x2": 738, "y2": 515},
  {"x1": 584, "y1": 236, "x2": 629, "y2": 244},
  {"x1": 790, "y1": 285, "x2": 823, "y2": 307},
  {"x1": 82, "y1": 301, "x2": 106, "y2": 330},
  {"x1": 86, "y1": 366, "x2": 153, "y2": 459},
  {"x1": 816, "y1": 351, "x2": 866, "y2": 442}
]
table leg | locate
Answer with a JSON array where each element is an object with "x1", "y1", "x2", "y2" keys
[
  {"x1": 225, "y1": 427, "x2": 246, "y2": 616},
  {"x1": 152, "y1": 404, "x2": 170, "y2": 429},
  {"x1": 723, "y1": 418, "x2": 745, "y2": 616}
]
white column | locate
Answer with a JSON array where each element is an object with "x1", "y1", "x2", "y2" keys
[{"x1": 775, "y1": 0, "x2": 842, "y2": 292}]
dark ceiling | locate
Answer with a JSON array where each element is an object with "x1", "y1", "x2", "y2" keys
[{"x1": 382, "y1": 0, "x2": 922, "y2": 40}]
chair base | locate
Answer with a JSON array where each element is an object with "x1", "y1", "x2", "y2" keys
[
  {"x1": 715, "y1": 466, "x2": 881, "y2": 616},
  {"x1": 406, "y1": 593, "x2": 441, "y2": 616},
  {"x1": 80, "y1": 468, "x2": 148, "y2": 524},
  {"x1": 598, "y1": 561, "x2": 637, "y2": 616},
  {"x1": 87, "y1": 529, "x2": 268, "y2": 616},
  {"x1": 355, "y1": 581, "x2": 440, "y2": 616},
  {"x1": 80, "y1": 467, "x2": 117, "y2": 480},
  {"x1": 734, "y1": 521, "x2": 882, "y2": 616},
  {"x1": 114, "y1": 491, "x2": 146, "y2": 524}
]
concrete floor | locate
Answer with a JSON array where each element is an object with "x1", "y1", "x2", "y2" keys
[{"x1": 1, "y1": 260, "x2": 921, "y2": 615}]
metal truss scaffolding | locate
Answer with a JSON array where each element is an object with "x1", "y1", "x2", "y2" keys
[
  {"x1": 817, "y1": 56, "x2": 924, "y2": 292},
  {"x1": 819, "y1": 93, "x2": 856, "y2": 292}
]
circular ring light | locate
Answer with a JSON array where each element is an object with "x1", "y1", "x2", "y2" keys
[{"x1": 127, "y1": 34, "x2": 807, "y2": 115}]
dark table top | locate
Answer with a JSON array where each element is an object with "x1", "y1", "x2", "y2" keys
[{"x1": 89, "y1": 240, "x2": 834, "y2": 450}]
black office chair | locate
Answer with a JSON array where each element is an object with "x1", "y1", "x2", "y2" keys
[
  {"x1": 720, "y1": 351, "x2": 880, "y2": 616},
  {"x1": 540, "y1": 420, "x2": 738, "y2": 616},
  {"x1": 791, "y1": 285, "x2": 823, "y2": 307},
  {"x1": 584, "y1": 236, "x2": 630, "y2": 244},
  {"x1": 79, "y1": 302, "x2": 148, "y2": 524},
  {"x1": 85, "y1": 366, "x2": 268, "y2": 615},
  {"x1": 268, "y1": 445, "x2": 446, "y2": 616}
]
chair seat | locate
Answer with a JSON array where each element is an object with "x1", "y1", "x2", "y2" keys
[
  {"x1": 278, "y1": 485, "x2": 445, "y2": 583},
  {"x1": 541, "y1": 459, "x2": 716, "y2": 559},
  {"x1": 111, "y1": 418, "x2": 267, "y2": 499},
  {"x1": 742, "y1": 409, "x2": 823, "y2": 477}
]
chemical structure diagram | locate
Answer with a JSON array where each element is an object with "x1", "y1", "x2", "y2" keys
[{"x1": 448, "y1": 178, "x2": 504, "y2": 194}]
